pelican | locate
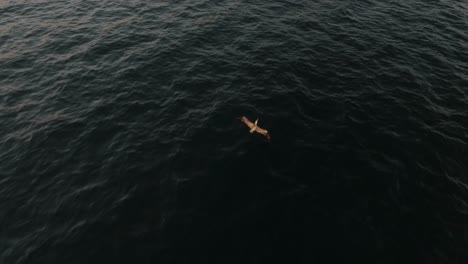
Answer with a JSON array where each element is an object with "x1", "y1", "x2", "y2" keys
[{"x1": 240, "y1": 116, "x2": 271, "y2": 142}]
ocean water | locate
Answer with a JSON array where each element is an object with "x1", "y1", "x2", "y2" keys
[{"x1": 1, "y1": 0, "x2": 468, "y2": 263}]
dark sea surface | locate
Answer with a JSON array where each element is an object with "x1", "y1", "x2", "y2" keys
[{"x1": 1, "y1": 0, "x2": 468, "y2": 263}]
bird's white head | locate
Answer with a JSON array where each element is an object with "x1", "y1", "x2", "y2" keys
[{"x1": 255, "y1": 118, "x2": 258, "y2": 125}]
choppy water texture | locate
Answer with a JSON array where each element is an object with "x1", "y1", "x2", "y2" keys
[{"x1": 1, "y1": 0, "x2": 468, "y2": 263}]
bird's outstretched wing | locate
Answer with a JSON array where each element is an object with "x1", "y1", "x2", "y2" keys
[
  {"x1": 255, "y1": 127, "x2": 271, "y2": 142},
  {"x1": 240, "y1": 116, "x2": 255, "y2": 129}
]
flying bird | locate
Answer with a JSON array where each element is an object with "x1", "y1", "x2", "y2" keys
[{"x1": 239, "y1": 116, "x2": 271, "y2": 142}]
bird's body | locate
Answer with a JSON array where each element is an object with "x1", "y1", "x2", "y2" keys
[{"x1": 240, "y1": 116, "x2": 271, "y2": 142}]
